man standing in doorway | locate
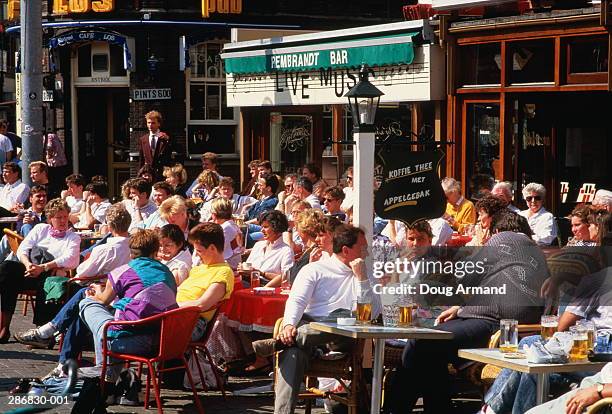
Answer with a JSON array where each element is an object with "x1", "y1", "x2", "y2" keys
[{"x1": 138, "y1": 110, "x2": 173, "y2": 181}]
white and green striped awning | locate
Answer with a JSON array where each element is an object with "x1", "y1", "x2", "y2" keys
[{"x1": 223, "y1": 32, "x2": 419, "y2": 75}]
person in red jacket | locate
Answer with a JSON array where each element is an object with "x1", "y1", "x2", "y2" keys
[{"x1": 138, "y1": 110, "x2": 173, "y2": 181}]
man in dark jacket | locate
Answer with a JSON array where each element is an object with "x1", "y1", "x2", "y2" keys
[{"x1": 138, "y1": 110, "x2": 173, "y2": 181}]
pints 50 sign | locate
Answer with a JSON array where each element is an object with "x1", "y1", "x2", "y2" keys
[
  {"x1": 53, "y1": 0, "x2": 114, "y2": 14},
  {"x1": 202, "y1": 0, "x2": 242, "y2": 17}
]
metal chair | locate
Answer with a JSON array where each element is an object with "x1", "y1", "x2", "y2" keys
[{"x1": 100, "y1": 306, "x2": 204, "y2": 414}]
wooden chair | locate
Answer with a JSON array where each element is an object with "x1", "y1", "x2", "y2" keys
[
  {"x1": 4, "y1": 228, "x2": 36, "y2": 317},
  {"x1": 587, "y1": 398, "x2": 612, "y2": 413},
  {"x1": 273, "y1": 318, "x2": 367, "y2": 414}
]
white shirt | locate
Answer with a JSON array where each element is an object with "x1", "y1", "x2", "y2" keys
[
  {"x1": 199, "y1": 193, "x2": 256, "y2": 222},
  {"x1": 246, "y1": 236, "x2": 294, "y2": 275},
  {"x1": 77, "y1": 199, "x2": 112, "y2": 228},
  {"x1": 75, "y1": 236, "x2": 130, "y2": 280},
  {"x1": 221, "y1": 220, "x2": 242, "y2": 269},
  {"x1": 341, "y1": 187, "x2": 353, "y2": 212},
  {"x1": 282, "y1": 255, "x2": 370, "y2": 327},
  {"x1": 304, "y1": 193, "x2": 322, "y2": 210},
  {"x1": 0, "y1": 179, "x2": 29, "y2": 210},
  {"x1": 17, "y1": 224, "x2": 81, "y2": 269},
  {"x1": 0, "y1": 133, "x2": 14, "y2": 165},
  {"x1": 508, "y1": 204, "x2": 521, "y2": 214},
  {"x1": 138, "y1": 210, "x2": 168, "y2": 230},
  {"x1": 125, "y1": 200, "x2": 158, "y2": 232},
  {"x1": 519, "y1": 207, "x2": 557, "y2": 246},
  {"x1": 66, "y1": 195, "x2": 84, "y2": 214},
  {"x1": 428, "y1": 218, "x2": 454, "y2": 246},
  {"x1": 161, "y1": 248, "x2": 193, "y2": 286}
]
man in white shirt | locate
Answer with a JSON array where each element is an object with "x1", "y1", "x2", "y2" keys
[
  {"x1": 123, "y1": 178, "x2": 157, "y2": 232},
  {"x1": 76, "y1": 181, "x2": 111, "y2": 229},
  {"x1": 138, "y1": 181, "x2": 173, "y2": 230},
  {"x1": 62, "y1": 174, "x2": 86, "y2": 224},
  {"x1": 254, "y1": 224, "x2": 370, "y2": 414},
  {"x1": 491, "y1": 181, "x2": 521, "y2": 213},
  {"x1": 0, "y1": 125, "x2": 14, "y2": 167},
  {"x1": 0, "y1": 161, "x2": 29, "y2": 213},
  {"x1": 294, "y1": 176, "x2": 322, "y2": 210}
]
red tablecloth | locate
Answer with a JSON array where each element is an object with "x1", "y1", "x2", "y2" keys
[
  {"x1": 222, "y1": 288, "x2": 288, "y2": 333},
  {"x1": 446, "y1": 234, "x2": 473, "y2": 247}
]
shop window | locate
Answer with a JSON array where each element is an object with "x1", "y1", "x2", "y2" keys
[
  {"x1": 77, "y1": 44, "x2": 92, "y2": 77},
  {"x1": 75, "y1": 42, "x2": 128, "y2": 82},
  {"x1": 507, "y1": 39, "x2": 554, "y2": 85},
  {"x1": 109, "y1": 44, "x2": 127, "y2": 77},
  {"x1": 92, "y1": 54, "x2": 108, "y2": 72},
  {"x1": 466, "y1": 103, "x2": 500, "y2": 185},
  {"x1": 458, "y1": 43, "x2": 501, "y2": 87},
  {"x1": 566, "y1": 37, "x2": 608, "y2": 84},
  {"x1": 187, "y1": 40, "x2": 237, "y2": 155}
]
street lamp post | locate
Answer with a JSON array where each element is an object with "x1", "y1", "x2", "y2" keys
[{"x1": 344, "y1": 65, "x2": 383, "y2": 414}]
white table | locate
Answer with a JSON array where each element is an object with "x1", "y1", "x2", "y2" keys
[
  {"x1": 310, "y1": 322, "x2": 453, "y2": 414},
  {"x1": 458, "y1": 348, "x2": 606, "y2": 405}
]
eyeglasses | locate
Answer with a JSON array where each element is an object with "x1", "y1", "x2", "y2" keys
[
  {"x1": 324, "y1": 198, "x2": 336, "y2": 203},
  {"x1": 346, "y1": 176, "x2": 353, "y2": 181},
  {"x1": 526, "y1": 196, "x2": 542, "y2": 202}
]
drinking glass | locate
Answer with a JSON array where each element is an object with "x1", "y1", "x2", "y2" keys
[
  {"x1": 93, "y1": 224, "x2": 102, "y2": 236},
  {"x1": 569, "y1": 325, "x2": 589, "y2": 361},
  {"x1": 576, "y1": 320, "x2": 597, "y2": 351},
  {"x1": 280, "y1": 269, "x2": 292, "y2": 293},
  {"x1": 398, "y1": 298, "x2": 416, "y2": 327},
  {"x1": 499, "y1": 319, "x2": 518, "y2": 353},
  {"x1": 356, "y1": 293, "x2": 372, "y2": 325},
  {"x1": 382, "y1": 305, "x2": 400, "y2": 327},
  {"x1": 540, "y1": 315, "x2": 559, "y2": 341},
  {"x1": 250, "y1": 270, "x2": 261, "y2": 289}
]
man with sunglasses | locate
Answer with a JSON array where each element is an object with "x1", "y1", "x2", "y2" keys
[
  {"x1": 322, "y1": 186, "x2": 346, "y2": 222},
  {"x1": 519, "y1": 182, "x2": 557, "y2": 246}
]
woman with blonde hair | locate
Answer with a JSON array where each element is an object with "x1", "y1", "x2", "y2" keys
[
  {"x1": 163, "y1": 164, "x2": 189, "y2": 198},
  {"x1": 159, "y1": 195, "x2": 190, "y2": 238},
  {"x1": 191, "y1": 170, "x2": 220, "y2": 202}
]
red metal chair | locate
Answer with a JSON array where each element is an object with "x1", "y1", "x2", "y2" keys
[
  {"x1": 188, "y1": 301, "x2": 227, "y2": 399},
  {"x1": 100, "y1": 306, "x2": 204, "y2": 414}
]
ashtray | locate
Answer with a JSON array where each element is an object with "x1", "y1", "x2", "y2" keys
[
  {"x1": 252, "y1": 287, "x2": 275, "y2": 296},
  {"x1": 337, "y1": 317, "x2": 356, "y2": 326}
]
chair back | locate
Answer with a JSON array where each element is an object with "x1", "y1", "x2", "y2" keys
[
  {"x1": 157, "y1": 306, "x2": 201, "y2": 360},
  {"x1": 198, "y1": 300, "x2": 227, "y2": 345},
  {"x1": 4, "y1": 228, "x2": 23, "y2": 254}
]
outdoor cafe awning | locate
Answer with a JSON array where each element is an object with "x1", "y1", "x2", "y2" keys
[{"x1": 223, "y1": 33, "x2": 418, "y2": 75}]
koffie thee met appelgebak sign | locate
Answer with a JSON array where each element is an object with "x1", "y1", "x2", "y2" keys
[{"x1": 374, "y1": 150, "x2": 446, "y2": 225}]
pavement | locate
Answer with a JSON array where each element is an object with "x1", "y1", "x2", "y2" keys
[{"x1": 0, "y1": 301, "x2": 325, "y2": 414}]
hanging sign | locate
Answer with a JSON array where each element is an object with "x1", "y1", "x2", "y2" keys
[
  {"x1": 53, "y1": 0, "x2": 114, "y2": 15},
  {"x1": 133, "y1": 88, "x2": 172, "y2": 101},
  {"x1": 374, "y1": 149, "x2": 446, "y2": 225},
  {"x1": 201, "y1": 0, "x2": 242, "y2": 17},
  {"x1": 48, "y1": 31, "x2": 132, "y2": 71}
]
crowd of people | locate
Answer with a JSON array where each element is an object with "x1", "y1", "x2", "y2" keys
[{"x1": 0, "y1": 116, "x2": 611, "y2": 412}]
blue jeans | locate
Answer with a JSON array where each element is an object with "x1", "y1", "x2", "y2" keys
[
  {"x1": 79, "y1": 298, "x2": 154, "y2": 382},
  {"x1": 485, "y1": 335, "x2": 589, "y2": 414},
  {"x1": 52, "y1": 287, "x2": 90, "y2": 363},
  {"x1": 246, "y1": 224, "x2": 264, "y2": 247}
]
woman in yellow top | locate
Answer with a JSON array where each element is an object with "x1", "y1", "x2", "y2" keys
[
  {"x1": 176, "y1": 222, "x2": 234, "y2": 341},
  {"x1": 441, "y1": 177, "x2": 476, "y2": 233}
]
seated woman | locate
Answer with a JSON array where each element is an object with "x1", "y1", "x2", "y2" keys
[
  {"x1": 79, "y1": 229, "x2": 179, "y2": 384},
  {"x1": 190, "y1": 170, "x2": 219, "y2": 202},
  {"x1": 75, "y1": 181, "x2": 112, "y2": 230},
  {"x1": 158, "y1": 223, "x2": 192, "y2": 286},
  {"x1": 163, "y1": 164, "x2": 189, "y2": 198},
  {"x1": 288, "y1": 209, "x2": 325, "y2": 283},
  {"x1": 239, "y1": 210, "x2": 294, "y2": 288},
  {"x1": 159, "y1": 195, "x2": 192, "y2": 240},
  {"x1": 467, "y1": 194, "x2": 507, "y2": 246},
  {"x1": 519, "y1": 182, "x2": 558, "y2": 246},
  {"x1": 209, "y1": 198, "x2": 242, "y2": 270},
  {"x1": 566, "y1": 204, "x2": 598, "y2": 247},
  {"x1": 0, "y1": 198, "x2": 81, "y2": 342}
]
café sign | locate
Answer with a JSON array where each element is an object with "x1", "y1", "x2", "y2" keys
[
  {"x1": 133, "y1": 88, "x2": 172, "y2": 101},
  {"x1": 53, "y1": 0, "x2": 114, "y2": 14}
]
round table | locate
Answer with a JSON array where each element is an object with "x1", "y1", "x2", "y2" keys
[{"x1": 222, "y1": 288, "x2": 288, "y2": 333}]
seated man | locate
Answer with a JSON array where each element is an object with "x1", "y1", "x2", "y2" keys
[
  {"x1": 322, "y1": 186, "x2": 346, "y2": 222},
  {"x1": 253, "y1": 224, "x2": 371, "y2": 414},
  {"x1": 123, "y1": 178, "x2": 157, "y2": 232},
  {"x1": 76, "y1": 181, "x2": 111, "y2": 229},
  {"x1": 63, "y1": 173, "x2": 86, "y2": 224},
  {"x1": 294, "y1": 177, "x2": 322, "y2": 210},
  {"x1": 199, "y1": 177, "x2": 255, "y2": 222},
  {"x1": 0, "y1": 185, "x2": 48, "y2": 262},
  {"x1": 14, "y1": 204, "x2": 132, "y2": 365},
  {"x1": 441, "y1": 176, "x2": 476, "y2": 232},
  {"x1": 245, "y1": 173, "x2": 279, "y2": 224},
  {"x1": 0, "y1": 161, "x2": 29, "y2": 215},
  {"x1": 177, "y1": 223, "x2": 234, "y2": 340},
  {"x1": 138, "y1": 181, "x2": 173, "y2": 230}
]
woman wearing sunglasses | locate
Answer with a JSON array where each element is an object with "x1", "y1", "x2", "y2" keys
[{"x1": 519, "y1": 182, "x2": 558, "y2": 246}]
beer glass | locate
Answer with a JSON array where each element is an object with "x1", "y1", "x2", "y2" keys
[
  {"x1": 540, "y1": 315, "x2": 559, "y2": 341},
  {"x1": 250, "y1": 270, "x2": 261, "y2": 289},
  {"x1": 94, "y1": 224, "x2": 102, "y2": 237},
  {"x1": 499, "y1": 319, "x2": 518, "y2": 353},
  {"x1": 576, "y1": 320, "x2": 597, "y2": 351},
  {"x1": 280, "y1": 269, "x2": 292, "y2": 294},
  {"x1": 398, "y1": 300, "x2": 416, "y2": 328},
  {"x1": 569, "y1": 325, "x2": 589, "y2": 362},
  {"x1": 356, "y1": 293, "x2": 372, "y2": 325}
]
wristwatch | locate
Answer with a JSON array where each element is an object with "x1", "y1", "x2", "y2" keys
[{"x1": 597, "y1": 383, "x2": 605, "y2": 399}]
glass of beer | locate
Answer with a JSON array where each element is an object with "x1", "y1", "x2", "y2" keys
[
  {"x1": 250, "y1": 270, "x2": 261, "y2": 289},
  {"x1": 356, "y1": 294, "x2": 372, "y2": 325},
  {"x1": 576, "y1": 320, "x2": 596, "y2": 351},
  {"x1": 540, "y1": 315, "x2": 559, "y2": 341},
  {"x1": 499, "y1": 319, "x2": 518, "y2": 353},
  {"x1": 569, "y1": 325, "x2": 589, "y2": 362},
  {"x1": 398, "y1": 302, "x2": 416, "y2": 327}
]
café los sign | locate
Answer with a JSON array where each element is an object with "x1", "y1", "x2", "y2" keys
[
  {"x1": 221, "y1": 21, "x2": 445, "y2": 107},
  {"x1": 374, "y1": 149, "x2": 446, "y2": 225}
]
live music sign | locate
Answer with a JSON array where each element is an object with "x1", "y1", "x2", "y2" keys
[{"x1": 133, "y1": 88, "x2": 172, "y2": 101}]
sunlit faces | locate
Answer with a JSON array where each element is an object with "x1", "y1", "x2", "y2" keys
[
  {"x1": 165, "y1": 174, "x2": 180, "y2": 188},
  {"x1": 302, "y1": 167, "x2": 316, "y2": 183},
  {"x1": 261, "y1": 220, "x2": 280, "y2": 242},
  {"x1": 218, "y1": 184, "x2": 233, "y2": 199},
  {"x1": 491, "y1": 187, "x2": 511, "y2": 205},
  {"x1": 571, "y1": 216, "x2": 591, "y2": 241},
  {"x1": 525, "y1": 192, "x2": 543, "y2": 214},
  {"x1": 167, "y1": 211, "x2": 188, "y2": 230},
  {"x1": 158, "y1": 237, "x2": 181, "y2": 262},
  {"x1": 588, "y1": 221, "x2": 600, "y2": 242},
  {"x1": 67, "y1": 182, "x2": 83, "y2": 197},
  {"x1": 30, "y1": 166, "x2": 46, "y2": 184},
  {"x1": 152, "y1": 189, "x2": 170, "y2": 206},
  {"x1": 444, "y1": 190, "x2": 461, "y2": 205},
  {"x1": 478, "y1": 209, "x2": 492, "y2": 230},
  {"x1": 323, "y1": 196, "x2": 341, "y2": 214},
  {"x1": 30, "y1": 191, "x2": 48, "y2": 211},
  {"x1": 192, "y1": 240, "x2": 217, "y2": 262},
  {"x1": 342, "y1": 233, "x2": 368, "y2": 261},
  {"x1": 2, "y1": 167, "x2": 18, "y2": 184},
  {"x1": 129, "y1": 188, "x2": 148, "y2": 206},
  {"x1": 146, "y1": 118, "x2": 160, "y2": 133},
  {"x1": 406, "y1": 229, "x2": 432, "y2": 258},
  {"x1": 315, "y1": 231, "x2": 333, "y2": 253},
  {"x1": 202, "y1": 158, "x2": 216, "y2": 171},
  {"x1": 49, "y1": 210, "x2": 70, "y2": 231}
]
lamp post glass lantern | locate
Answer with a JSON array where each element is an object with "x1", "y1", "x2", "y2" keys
[{"x1": 345, "y1": 65, "x2": 384, "y2": 130}]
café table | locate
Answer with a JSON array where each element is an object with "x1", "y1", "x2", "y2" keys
[
  {"x1": 310, "y1": 322, "x2": 453, "y2": 414},
  {"x1": 223, "y1": 287, "x2": 288, "y2": 333},
  {"x1": 446, "y1": 232, "x2": 473, "y2": 247},
  {"x1": 458, "y1": 348, "x2": 607, "y2": 405}
]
